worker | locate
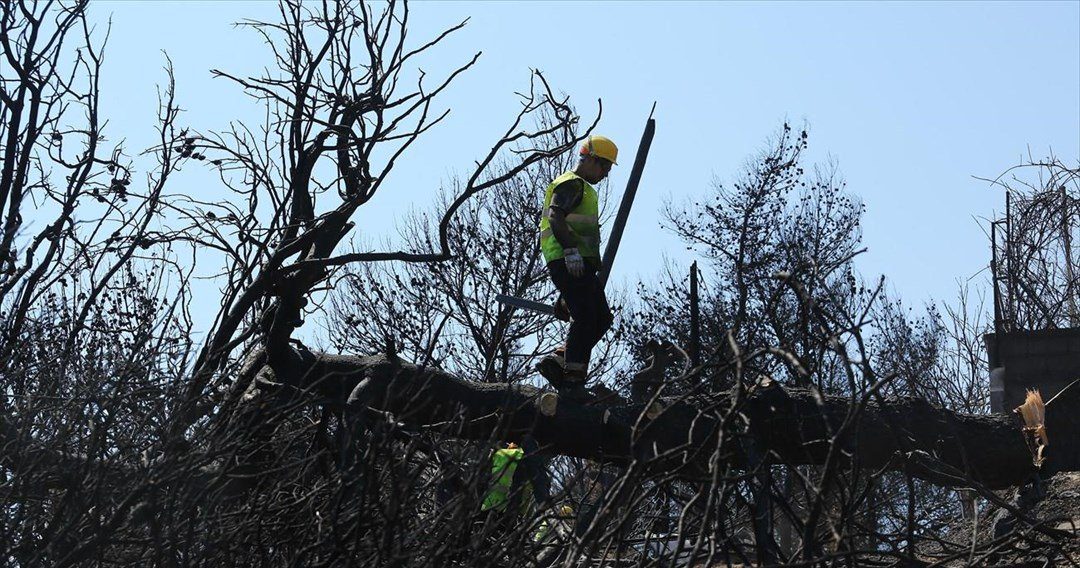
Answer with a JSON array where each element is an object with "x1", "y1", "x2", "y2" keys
[
  {"x1": 532, "y1": 503, "x2": 576, "y2": 567},
  {"x1": 481, "y1": 440, "x2": 550, "y2": 515},
  {"x1": 481, "y1": 442, "x2": 529, "y2": 513},
  {"x1": 536, "y1": 135, "x2": 618, "y2": 390},
  {"x1": 534, "y1": 503, "x2": 576, "y2": 543}
]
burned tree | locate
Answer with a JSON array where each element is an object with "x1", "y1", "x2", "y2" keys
[
  {"x1": 1, "y1": 0, "x2": 584, "y2": 564},
  {"x1": 2, "y1": 1, "x2": 1078, "y2": 566}
]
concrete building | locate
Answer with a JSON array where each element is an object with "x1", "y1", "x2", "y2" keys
[{"x1": 984, "y1": 327, "x2": 1080, "y2": 413}]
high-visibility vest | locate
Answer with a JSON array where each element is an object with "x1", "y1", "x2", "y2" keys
[
  {"x1": 539, "y1": 171, "x2": 601, "y2": 264},
  {"x1": 482, "y1": 447, "x2": 529, "y2": 512}
]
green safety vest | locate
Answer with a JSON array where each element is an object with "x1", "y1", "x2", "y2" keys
[
  {"x1": 539, "y1": 171, "x2": 601, "y2": 264},
  {"x1": 481, "y1": 447, "x2": 531, "y2": 512}
]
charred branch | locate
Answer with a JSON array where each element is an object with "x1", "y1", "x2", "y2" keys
[{"x1": 280, "y1": 351, "x2": 1080, "y2": 491}]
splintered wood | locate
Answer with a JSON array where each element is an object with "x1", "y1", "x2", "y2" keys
[{"x1": 1015, "y1": 389, "x2": 1049, "y2": 468}]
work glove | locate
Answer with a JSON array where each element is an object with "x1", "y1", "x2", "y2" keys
[{"x1": 563, "y1": 247, "x2": 584, "y2": 277}]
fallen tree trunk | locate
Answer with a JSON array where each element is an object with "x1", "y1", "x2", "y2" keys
[{"x1": 293, "y1": 351, "x2": 1080, "y2": 490}]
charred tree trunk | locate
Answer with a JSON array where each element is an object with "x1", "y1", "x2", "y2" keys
[{"x1": 273, "y1": 350, "x2": 1080, "y2": 491}]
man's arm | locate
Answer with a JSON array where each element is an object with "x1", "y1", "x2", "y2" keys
[
  {"x1": 548, "y1": 209, "x2": 577, "y2": 251},
  {"x1": 547, "y1": 178, "x2": 583, "y2": 250},
  {"x1": 547, "y1": 178, "x2": 586, "y2": 277},
  {"x1": 550, "y1": 209, "x2": 585, "y2": 278}
]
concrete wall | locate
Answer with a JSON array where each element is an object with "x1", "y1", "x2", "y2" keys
[{"x1": 984, "y1": 328, "x2": 1080, "y2": 413}]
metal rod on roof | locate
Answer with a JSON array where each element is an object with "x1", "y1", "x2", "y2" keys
[
  {"x1": 1062, "y1": 186, "x2": 1077, "y2": 326},
  {"x1": 690, "y1": 261, "x2": 700, "y2": 368},
  {"x1": 991, "y1": 222, "x2": 1001, "y2": 333},
  {"x1": 1005, "y1": 190, "x2": 1013, "y2": 329}
]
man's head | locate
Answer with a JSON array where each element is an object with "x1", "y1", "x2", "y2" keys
[{"x1": 576, "y1": 135, "x2": 617, "y2": 184}]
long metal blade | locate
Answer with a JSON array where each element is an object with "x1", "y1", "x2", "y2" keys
[{"x1": 495, "y1": 293, "x2": 555, "y2": 315}]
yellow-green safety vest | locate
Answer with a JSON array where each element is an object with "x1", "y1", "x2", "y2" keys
[
  {"x1": 539, "y1": 171, "x2": 601, "y2": 264},
  {"x1": 481, "y1": 447, "x2": 532, "y2": 512}
]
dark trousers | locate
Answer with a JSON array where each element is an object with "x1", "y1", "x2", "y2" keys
[
  {"x1": 547, "y1": 260, "x2": 613, "y2": 367},
  {"x1": 517, "y1": 436, "x2": 551, "y2": 507}
]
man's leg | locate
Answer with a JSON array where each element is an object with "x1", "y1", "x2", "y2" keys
[
  {"x1": 541, "y1": 262, "x2": 604, "y2": 384},
  {"x1": 518, "y1": 436, "x2": 552, "y2": 508},
  {"x1": 565, "y1": 272, "x2": 613, "y2": 373},
  {"x1": 583, "y1": 276, "x2": 613, "y2": 358},
  {"x1": 548, "y1": 262, "x2": 602, "y2": 379}
]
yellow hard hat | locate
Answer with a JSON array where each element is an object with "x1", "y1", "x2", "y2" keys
[
  {"x1": 559, "y1": 504, "x2": 574, "y2": 517},
  {"x1": 580, "y1": 135, "x2": 618, "y2": 165}
]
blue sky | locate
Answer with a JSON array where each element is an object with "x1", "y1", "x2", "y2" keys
[{"x1": 90, "y1": 1, "x2": 1079, "y2": 313}]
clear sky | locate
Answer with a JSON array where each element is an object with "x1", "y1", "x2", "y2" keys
[{"x1": 89, "y1": 1, "x2": 1079, "y2": 313}]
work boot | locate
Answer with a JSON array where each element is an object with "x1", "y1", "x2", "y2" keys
[
  {"x1": 558, "y1": 362, "x2": 590, "y2": 402},
  {"x1": 536, "y1": 354, "x2": 566, "y2": 387},
  {"x1": 562, "y1": 361, "x2": 587, "y2": 383}
]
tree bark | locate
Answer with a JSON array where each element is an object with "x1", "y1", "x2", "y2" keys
[{"x1": 292, "y1": 351, "x2": 1080, "y2": 491}]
